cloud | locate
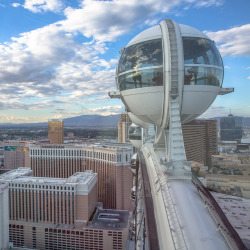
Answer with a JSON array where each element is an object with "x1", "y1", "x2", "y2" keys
[
  {"x1": 50, "y1": 104, "x2": 123, "y2": 117},
  {"x1": 7, "y1": 116, "x2": 30, "y2": 122},
  {"x1": 6, "y1": 116, "x2": 14, "y2": 121},
  {"x1": 199, "y1": 106, "x2": 249, "y2": 118},
  {"x1": 0, "y1": 20, "x2": 117, "y2": 107},
  {"x1": 199, "y1": 106, "x2": 228, "y2": 118},
  {"x1": 62, "y1": 0, "x2": 215, "y2": 42},
  {"x1": 85, "y1": 105, "x2": 124, "y2": 116},
  {"x1": 12, "y1": 3, "x2": 21, "y2": 7},
  {"x1": 204, "y1": 24, "x2": 250, "y2": 56},
  {"x1": 0, "y1": 24, "x2": 77, "y2": 84},
  {"x1": 23, "y1": 0, "x2": 64, "y2": 13},
  {"x1": 195, "y1": 0, "x2": 223, "y2": 8},
  {"x1": 248, "y1": 76, "x2": 250, "y2": 80},
  {"x1": 0, "y1": 98, "x2": 67, "y2": 111},
  {"x1": 224, "y1": 66, "x2": 230, "y2": 69}
]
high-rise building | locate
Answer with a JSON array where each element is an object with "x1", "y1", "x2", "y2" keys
[
  {"x1": 30, "y1": 143, "x2": 133, "y2": 210},
  {"x1": 1, "y1": 168, "x2": 129, "y2": 250},
  {"x1": 220, "y1": 114, "x2": 243, "y2": 141},
  {"x1": 182, "y1": 119, "x2": 218, "y2": 167},
  {"x1": 67, "y1": 132, "x2": 74, "y2": 139},
  {"x1": 4, "y1": 141, "x2": 34, "y2": 170},
  {"x1": 118, "y1": 113, "x2": 131, "y2": 143},
  {"x1": 0, "y1": 182, "x2": 9, "y2": 250},
  {"x1": 48, "y1": 119, "x2": 64, "y2": 144}
]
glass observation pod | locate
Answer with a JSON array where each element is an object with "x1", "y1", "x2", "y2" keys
[
  {"x1": 128, "y1": 124, "x2": 142, "y2": 149},
  {"x1": 116, "y1": 19, "x2": 224, "y2": 127}
]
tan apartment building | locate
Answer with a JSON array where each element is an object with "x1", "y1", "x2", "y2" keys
[
  {"x1": 48, "y1": 119, "x2": 64, "y2": 144},
  {"x1": 0, "y1": 168, "x2": 129, "y2": 250},
  {"x1": 30, "y1": 143, "x2": 133, "y2": 210}
]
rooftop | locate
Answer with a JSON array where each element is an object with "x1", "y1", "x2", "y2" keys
[
  {"x1": 0, "y1": 167, "x2": 32, "y2": 181},
  {"x1": 31, "y1": 142, "x2": 133, "y2": 151},
  {"x1": 67, "y1": 171, "x2": 97, "y2": 185},
  {"x1": 87, "y1": 209, "x2": 129, "y2": 230},
  {"x1": 0, "y1": 168, "x2": 97, "y2": 186},
  {"x1": 211, "y1": 191, "x2": 250, "y2": 249}
]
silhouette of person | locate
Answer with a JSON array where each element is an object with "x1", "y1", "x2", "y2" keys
[
  {"x1": 131, "y1": 58, "x2": 142, "y2": 88},
  {"x1": 187, "y1": 58, "x2": 199, "y2": 84},
  {"x1": 152, "y1": 71, "x2": 163, "y2": 86},
  {"x1": 132, "y1": 71, "x2": 142, "y2": 88}
]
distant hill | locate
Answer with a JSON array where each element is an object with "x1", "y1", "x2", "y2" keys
[
  {"x1": 63, "y1": 114, "x2": 120, "y2": 127},
  {"x1": 0, "y1": 114, "x2": 249, "y2": 128},
  {"x1": 0, "y1": 114, "x2": 121, "y2": 128},
  {"x1": 198, "y1": 116, "x2": 250, "y2": 127}
]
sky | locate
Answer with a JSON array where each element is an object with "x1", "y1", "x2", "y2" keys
[{"x1": 0, "y1": 0, "x2": 249, "y2": 123}]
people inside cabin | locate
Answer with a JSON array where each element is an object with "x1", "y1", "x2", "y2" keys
[
  {"x1": 131, "y1": 59, "x2": 142, "y2": 88},
  {"x1": 152, "y1": 71, "x2": 163, "y2": 86},
  {"x1": 184, "y1": 73, "x2": 192, "y2": 85},
  {"x1": 132, "y1": 70, "x2": 142, "y2": 88},
  {"x1": 186, "y1": 58, "x2": 199, "y2": 84}
]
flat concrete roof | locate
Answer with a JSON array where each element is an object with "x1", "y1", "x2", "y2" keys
[
  {"x1": 0, "y1": 168, "x2": 97, "y2": 190},
  {"x1": 87, "y1": 209, "x2": 129, "y2": 230},
  {"x1": 0, "y1": 167, "x2": 32, "y2": 181},
  {"x1": 211, "y1": 191, "x2": 250, "y2": 249}
]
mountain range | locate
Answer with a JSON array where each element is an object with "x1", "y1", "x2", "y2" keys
[
  {"x1": 0, "y1": 114, "x2": 121, "y2": 128},
  {"x1": 0, "y1": 114, "x2": 250, "y2": 128}
]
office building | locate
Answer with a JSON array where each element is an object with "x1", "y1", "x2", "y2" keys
[
  {"x1": 30, "y1": 143, "x2": 133, "y2": 210},
  {"x1": 118, "y1": 113, "x2": 131, "y2": 143},
  {"x1": 4, "y1": 141, "x2": 34, "y2": 170},
  {"x1": 0, "y1": 182, "x2": 9, "y2": 250},
  {"x1": 48, "y1": 119, "x2": 64, "y2": 144},
  {"x1": 220, "y1": 114, "x2": 243, "y2": 141},
  {"x1": 182, "y1": 119, "x2": 218, "y2": 167},
  {"x1": 1, "y1": 168, "x2": 129, "y2": 250}
]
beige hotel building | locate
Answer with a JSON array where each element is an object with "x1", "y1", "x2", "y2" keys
[
  {"x1": 0, "y1": 168, "x2": 129, "y2": 250},
  {"x1": 30, "y1": 143, "x2": 133, "y2": 211}
]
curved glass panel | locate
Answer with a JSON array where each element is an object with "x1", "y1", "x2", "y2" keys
[
  {"x1": 183, "y1": 37, "x2": 223, "y2": 67},
  {"x1": 184, "y1": 66, "x2": 223, "y2": 86},
  {"x1": 118, "y1": 39, "x2": 163, "y2": 73},
  {"x1": 129, "y1": 126, "x2": 142, "y2": 140},
  {"x1": 118, "y1": 68, "x2": 163, "y2": 91}
]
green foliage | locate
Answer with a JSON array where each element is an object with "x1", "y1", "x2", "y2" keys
[{"x1": 212, "y1": 168, "x2": 218, "y2": 174}]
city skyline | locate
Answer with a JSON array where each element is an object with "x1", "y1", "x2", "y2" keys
[{"x1": 0, "y1": 0, "x2": 249, "y2": 123}]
